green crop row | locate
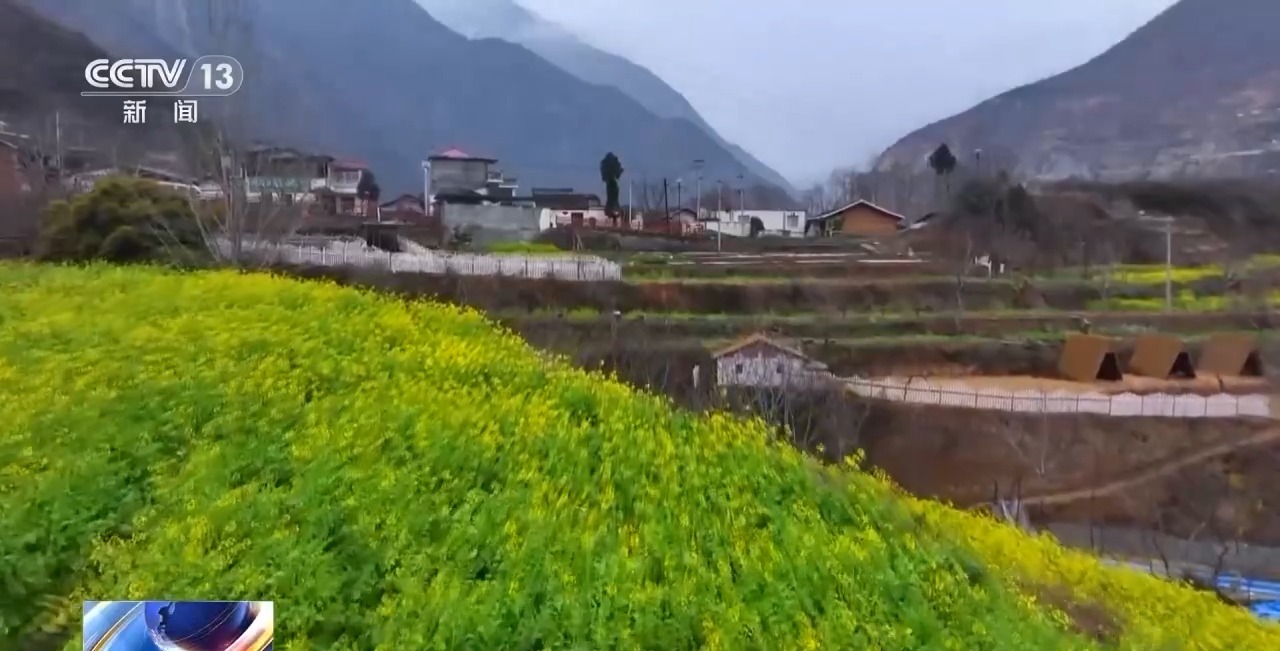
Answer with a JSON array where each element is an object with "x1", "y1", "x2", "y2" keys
[
  {"x1": 1088, "y1": 289, "x2": 1280, "y2": 312},
  {"x1": 0, "y1": 263, "x2": 1275, "y2": 650}
]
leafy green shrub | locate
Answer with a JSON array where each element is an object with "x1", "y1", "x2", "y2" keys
[
  {"x1": 0, "y1": 264, "x2": 1275, "y2": 649},
  {"x1": 35, "y1": 176, "x2": 206, "y2": 264}
]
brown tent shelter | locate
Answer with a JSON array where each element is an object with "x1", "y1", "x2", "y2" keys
[
  {"x1": 1128, "y1": 333, "x2": 1196, "y2": 379},
  {"x1": 1058, "y1": 334, "x2": 1123, "y2": 382},
  {"x1": 1197, "y1": 333, "x2": 1264, "y2": 377}
]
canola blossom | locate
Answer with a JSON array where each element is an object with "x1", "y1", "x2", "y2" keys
[{"x1": 0, "y1": 263, "x2": 1276, "y2": 650}]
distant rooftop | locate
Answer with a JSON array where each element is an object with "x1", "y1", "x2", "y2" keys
[
  {"x1": 429, "y1": 146, "x2": 497, "y2": 162},
  {"x1": 330, "y1": 159, "x2": 368, "y2": 170}
]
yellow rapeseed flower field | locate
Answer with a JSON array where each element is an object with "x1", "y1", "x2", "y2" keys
[{"x1": 0, "y1": 263, "x2": 1276, "y2": 650}]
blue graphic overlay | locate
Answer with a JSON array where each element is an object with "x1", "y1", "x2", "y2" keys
[{"x1": 82, "y1": 601, "x2": 272, "y2": 651}]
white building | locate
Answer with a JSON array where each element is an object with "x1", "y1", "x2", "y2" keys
[
  {"x1": 714, "y1": 333, "x2": 834, "y2": 388},
  {"x1": 531, "y1": 190, "x2": 610, "y2": 228},
  {"x1": 701, "y1": 209, "x2": 807, "y2": 238}
]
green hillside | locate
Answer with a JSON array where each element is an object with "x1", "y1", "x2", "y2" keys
[{"x1": 0, "y1": 264, "x2": 1274, "y2": 650}]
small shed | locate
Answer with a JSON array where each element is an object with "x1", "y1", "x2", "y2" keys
[
  {"x1": 1058, "y1": 334, "x2": 1123, "y2": 382},
  {"x1": 1197, "y1": 333, "x2": 1264, "y2": 377},
  {"x1": 1128, "y1": 333, "x2": 1196, "y2": 379},
  {"x1": 713, "y1": 333, "x2": 831, "y2": 388}
]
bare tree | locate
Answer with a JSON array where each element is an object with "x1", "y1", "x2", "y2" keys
[
  {"x1": 992, "y1": 412, "x2": 1076, "y2": 485},
  {"x1": 171, "y1": 0, "x2": 322, "y2": 265},
  {"x1": 956, "y1": 236, "x2": 977, "y2": 320},
  {"x1": 727, "y1": 379, "x2": 870, "y2": 461}
]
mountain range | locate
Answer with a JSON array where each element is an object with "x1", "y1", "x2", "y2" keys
[
  {"x1": 16, "y1": 0, "x2": 790, "y2": 197},
  {"x1": 416, "y1": 0, "x2": 793, "y2": 193},
  {"x1": 876, "y1": 0, "x2": 1280, "y2": 181}
]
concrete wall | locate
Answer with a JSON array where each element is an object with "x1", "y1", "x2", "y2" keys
[
  {"x1": 442, "y1": 203, "x2": 541, "y2": 246},
  {"x1": 703, "y1": 210, "x2": 807, "y2": 238},
  {"x1": 550, "y1": 207, "x2": 609, "y2": 226}
]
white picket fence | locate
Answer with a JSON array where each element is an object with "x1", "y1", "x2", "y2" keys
[
  {"x1": 214, "y1": 238, "x2": 622, "y2": 281},
  {"x1": 846, "y1": 377, "x2": 1272, "y2": 418}
]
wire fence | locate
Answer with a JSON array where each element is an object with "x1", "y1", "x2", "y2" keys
[
  {"x1": 215, "y1": 238, "x2": 622, "y2": 281},
  {"x1": 846, "y1": 377, "x2": 1272, "y2": 418}
]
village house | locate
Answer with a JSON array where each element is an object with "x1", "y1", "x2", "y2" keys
[
  {"x1": 240, "y1": 145, "x2": 330, "y2": 203},
  {"x1": 315, "y1": 159, "x2": 376, "y2": 216},
  {"x1": 379, "y1": 193, "x2": 426, "y2": 219},
  {"x1": 639, "y1": 207, "x2": 700, "y2": 235},
  {"x1": 421, "y1": 148, "x2": 539, "y2": 245},
  {"x1": 531, "y1": 188, "x2": 609, "y2": 227},
  {"x1": 0, "y1": 138, "x2": 33, "y2": 197},
  {"x1": 237, "y1": 146, "x2": 378, "y2": 217},
  {"x1": 371, "y1": 193, "x2": 441, "y2": 240},
  {"x1": 483, "y1": 169, "x2": 520, "y2": 200},
  {"x1": 423, "y1": 147, "x2": 519, "y2": 210},
  {"x1": 703, "y1": 209, "x2": 807, "y2": 238},
  {"x1": 805, "y1": 199, "x2": 906, "y2": 237},
  {"x1": 713, "y1": 333, "x2": 834, "y2": 389}
]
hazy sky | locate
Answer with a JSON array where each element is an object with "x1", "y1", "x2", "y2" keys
[{"x1": 517, "y1": 0, "x2": 1178, "y2": 185}]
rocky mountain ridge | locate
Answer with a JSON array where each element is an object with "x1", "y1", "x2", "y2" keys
[
  {"x1": 417, "y1": 0, "x2": 794, "y2": 193},
  {"x1": 876, "y1": 0, "x2": 1280, "y2": 181}
]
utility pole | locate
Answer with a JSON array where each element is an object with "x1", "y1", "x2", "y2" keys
[
  {"x1": 54, "y1": 110, "x2": 63, "y2": 186},
  {"x1": 716, "y1": 180, "x2": 723, "y2": 252},
  {"x1": 421, "y1": 159, "x2": 432, "y2": 217},
  {"x1": 694, "y1": 158, "x2": 704, "y2": 219},
  {"x1": 627, "y1": 177, "x2": 633, "y2": 228},
  {"x1": 736, "y1": 173, "x2": 745, "y2": 227},
  {"x1": 695, "y1": 173, "x2": 702, "y2": 218},
  {"x1": 1141, "y1": 210, "x2": 1174, "y2": 313},
  {"x1": 663, "y1": 178, "x2": 671, "y2": 233},
  {"x1": 676, "y1": 178, "x2": 683, "y2": 209}
]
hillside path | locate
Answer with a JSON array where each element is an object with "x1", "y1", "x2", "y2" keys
[{"x1": 1017, "y1": 426, "x2": 1280, "y2": 507}]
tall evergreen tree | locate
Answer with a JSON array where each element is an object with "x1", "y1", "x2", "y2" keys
[
  {"x1": 928, "y1": 143, "x2": 958, "y2": 200},
  {"x1": 600, "y1": 152, "x2": 624, "y2": 218}
]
